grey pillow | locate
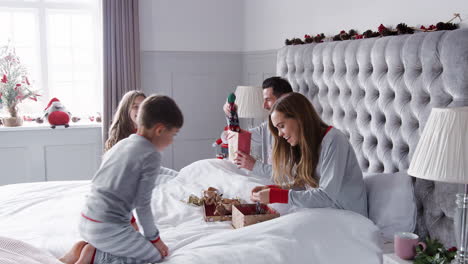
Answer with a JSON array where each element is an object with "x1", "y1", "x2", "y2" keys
[{"x1": 363, "y1": 172, "x2": 417, "y2": 242}]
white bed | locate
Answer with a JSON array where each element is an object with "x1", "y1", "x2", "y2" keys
[{"x1": 0, "y1": 159, "x2": 382, "y2": 264}]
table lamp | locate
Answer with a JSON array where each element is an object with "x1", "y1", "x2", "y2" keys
[
  {"x1": 234, "y1": 86, "x2": 267, "y2": 128},
  {"x1": 408, "y1": 106, "x2": 468, "y2": 263}
]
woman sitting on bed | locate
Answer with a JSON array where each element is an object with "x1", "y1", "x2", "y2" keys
[{"x1": 251, "y1": 92, "x2": 368, "y2": 217}]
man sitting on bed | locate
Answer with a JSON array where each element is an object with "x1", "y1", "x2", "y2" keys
[{"x1": 223, "y1": 76, "x2": 292, "y2": 178}]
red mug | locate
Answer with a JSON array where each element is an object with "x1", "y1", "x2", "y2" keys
[{"x1": 394, "y1": 232, "x2": 426, "y2": 260}]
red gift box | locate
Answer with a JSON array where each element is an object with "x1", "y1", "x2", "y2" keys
[{"x1": 227, "y1": 130, "x2": 251, "y2": 162}]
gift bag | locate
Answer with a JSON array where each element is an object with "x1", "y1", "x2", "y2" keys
[{"x1": 228, "y1": 130, "x2": 251, "y2": 162}]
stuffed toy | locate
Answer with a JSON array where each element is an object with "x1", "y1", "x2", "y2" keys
[
  {"x1": 212, "y1": 93, "x2": 241, "y2": 159},
  {"x1": 43, "y1": 97, "x2": 71, "y2": 129},
  {"x1": 212, "y1": 126, "x2": 229, "y2": 159}
]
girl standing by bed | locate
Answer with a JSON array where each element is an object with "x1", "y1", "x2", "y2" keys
[
  {"x1": 105, "y1": 90, "x2": 179, "y2": 177},
  {"x1": 104, "y1": 90, "x2": 146, "y2": 151},
  {"x1": 250, "y1": 92, "x2": 367, "y2": 217},
  {"x1": 60, "y1": 95, "x2": 183, "y2": 264}
]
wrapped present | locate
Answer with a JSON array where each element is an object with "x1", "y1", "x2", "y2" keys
[
  {"x1": 232, "y1": 204, "x2": 280, "y2": 228},
  {"x1": 227, "y1": 130, "x2": 251, "y2": 162}
]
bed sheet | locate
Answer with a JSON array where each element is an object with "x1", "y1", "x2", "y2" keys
[{"x1": 0, "y1": 159, "x2": 382, "y2": 264}]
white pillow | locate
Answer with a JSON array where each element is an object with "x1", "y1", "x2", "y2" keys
[{"x1": 363, "y1": 172, "x2": 417, "y2": 242}]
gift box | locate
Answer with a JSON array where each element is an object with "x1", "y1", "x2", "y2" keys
[
  {"x1": 231, "y1": 204, "x2": 280, "y2": 229},
  {"x1": 227, "y1": 130, "x2": 251, "y2": 162},
  {"x1": 203, "y1": 203, "x2": 232, "y2": 222}
]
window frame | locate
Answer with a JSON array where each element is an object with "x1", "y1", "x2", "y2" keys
[{"x1": 0, "y1": 0, "x2": 102, "y2": 117}]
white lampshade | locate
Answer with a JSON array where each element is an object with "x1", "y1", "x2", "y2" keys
[
  {"x1": 234, "y1": 86, "x2": 267, "y2": 119},
  {"x1": 408, "y1": 107, "x2": 468, "y2": 184}
]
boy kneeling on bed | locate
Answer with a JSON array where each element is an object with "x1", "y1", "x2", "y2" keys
[{"x1": 60, "y1": 95, "x2": 183, "y2": 264}]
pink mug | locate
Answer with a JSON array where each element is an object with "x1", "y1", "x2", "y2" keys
[{"x1": 394, "y1": 232, "x2": 426, "y2": 260}]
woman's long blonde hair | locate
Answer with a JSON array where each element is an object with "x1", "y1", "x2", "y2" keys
[
  {"x1": 104, "y1": 91, "x2": 146, "y2": 151},
  {"x1": 268, "y1": 92, "x2": 328, "y2": 189}
]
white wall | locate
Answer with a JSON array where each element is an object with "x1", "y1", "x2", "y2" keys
[
  {"x1": 140, "y1": 0, "x2": 468, "y2": 52},
  {"x1": 243, "y1": 0, "x2": 468, "y2": 51},
  {"x1": 140, "y1": 0, "x2": 244, "y2": 52},
  {"x1": 139, "y1": 1, "x2": 245, "y2": 169},
  {"x1": 139, "y1": 0, "x2": 468, "y2": 169}
]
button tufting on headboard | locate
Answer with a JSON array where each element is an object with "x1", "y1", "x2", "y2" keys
[{"x1": 277, "y1": 29, "x2": 468, "y2": 247}]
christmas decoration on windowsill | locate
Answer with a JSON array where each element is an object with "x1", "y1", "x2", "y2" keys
[
  {"x1": 413, "y1": 237, "x2": 457, "y2": 264},
  {"x1": 285, "y1": 13, "x2": 462, "y2": 46},
  {"x1": 43, "y1": 97, "x2": 71, "y2": 129},
  {"x1": 0, "y1": 43, "x2": 40, "y2": 127},
  {"x1": 32, "y1": 112, "x2": 101, "y2": 125}
]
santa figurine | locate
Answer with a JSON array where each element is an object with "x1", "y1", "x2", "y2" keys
[
  {"x1": 43, "y1": 97, "x2": 71, "y2": 129},
  {"x1": 212, "y1": 126, "x2": 229, "y2": 159}
]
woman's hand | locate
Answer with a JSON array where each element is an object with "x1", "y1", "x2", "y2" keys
[
  {"x1": 250, "y1": 186, "x2": 270, "y2": 204},
  {"x1": 251, "y1": 185, "x2": 269, "y2": 194},
  {"x1": 153, "y1": 239, "x2": 169, "y2": 258}
]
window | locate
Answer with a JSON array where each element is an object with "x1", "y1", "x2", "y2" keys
[{"x1": 0, "y1": 0, "x2": 102, "y2": 118}]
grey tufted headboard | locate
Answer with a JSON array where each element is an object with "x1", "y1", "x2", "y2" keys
[{"x1": 276, "y1": 28, "x2": 468, "y2": 247}]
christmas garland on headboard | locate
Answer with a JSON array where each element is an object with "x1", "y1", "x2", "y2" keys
[{"x1": 285, "y1": 14, "x2": 462, "y2": 45}]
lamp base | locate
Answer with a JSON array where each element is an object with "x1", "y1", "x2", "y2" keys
[{"x1": 455, "y1": 187, "x2": 468, "y2": 264}]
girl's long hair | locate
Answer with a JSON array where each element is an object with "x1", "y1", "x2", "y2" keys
[
  {"x1": 268, "y1": 92, "x2": 328, "y2": 189},
  {"x1": 104, "y1": 91, "x2": 146, "y2": 151}
]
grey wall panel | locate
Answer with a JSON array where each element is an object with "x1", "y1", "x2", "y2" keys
[
  {"x1": 45, "y1": 144, "x2": 98, "y2": 181},
  {"x1": 0, "y1": 147, "x2": 29, "y2": 184},
  {"x1": 0, "y1": 126, "x2": 102, "y2": 185},
  {"x1": 141, "y1": 50, "x2": 277, "y2": 170},
  {"x1": 241, "y1": 50, "x2": 277, "y2": 86},
  {"x1": 141, "y1": 51, "x2": 243, "y2": 170}
]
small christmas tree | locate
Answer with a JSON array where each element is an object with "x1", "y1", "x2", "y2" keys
[{"x1": 0, "y1": 43, "x2": 40, "y2": 119}]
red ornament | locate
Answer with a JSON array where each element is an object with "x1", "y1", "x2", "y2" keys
[
  {"x1": 355, "y1": 34, "x2": 363, "y2": 39},
  {"x1": 378, "y1": 24, "x2": 387, "y2": 33},
  {"x1": 428, "y1": 25, "x2": 436, "y2": 30},
  {"x1": 304, "y1": 34, "x2": 311, "y2": 39},
  {"x1": 420, "y1": 25, "x2": 427, "y2": 30},
  {"x1": 44, "y1": 97, "x2": 59, "y2": 111},
  {"x1": 1, "y1": 74, "x2": 7, "y2": 83}
]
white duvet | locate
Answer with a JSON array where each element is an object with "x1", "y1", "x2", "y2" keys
[{"x1": 0, "y1": 159, "x2": 382, "y2": 264}]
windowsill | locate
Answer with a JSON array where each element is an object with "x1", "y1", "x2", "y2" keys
[{"x1": 0, "y1": 122, "x2": 102, "y2": 132}]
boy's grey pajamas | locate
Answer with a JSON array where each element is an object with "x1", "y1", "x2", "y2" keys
[
  {"x1": 80, "y1": 134, "x2": 164, "y2": 263},
  {"x1": 79, "y1": 218, "x2": 161, "y2": 264},
  {"x1": 156, "y1": 166, "x2": 179, "y2": 185},
  {"x1": 159, "y1": 166, "x2": 178, "y2": 177}
]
